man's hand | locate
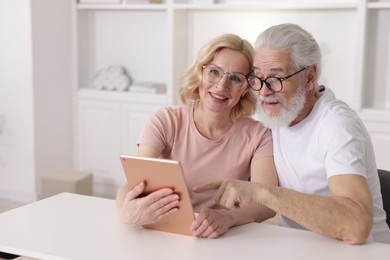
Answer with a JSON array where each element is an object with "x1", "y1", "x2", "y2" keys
[{"x1": 193, "y1": 179, "x2": 261, "y2": 209}]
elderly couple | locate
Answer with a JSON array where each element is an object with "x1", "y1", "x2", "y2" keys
[{"x1": 116, "y1": 23, "x2": 390, "y2": 244}]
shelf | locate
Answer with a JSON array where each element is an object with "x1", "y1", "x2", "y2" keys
[
  {"x1": 173, "y1": 1, "x2": 358, "y2": 11},
  {"x1": 368, "y1": 2, "x2": 390, "y2": 9},
  {"x1": 77, "y1": 1, "x2": 361, "y2": 11},
  {"x1": 77, "y1": 88, "x2": 168, "y2": 105},
  {"x1": 77, "y1": 3, "x2": 168, "y2": 10},
  {"x1": 75, "y1": 2, "x2": 390, "y2": 11},
  {"x1": 359, "y1": 108, "x2": 390, "y2": 123}
]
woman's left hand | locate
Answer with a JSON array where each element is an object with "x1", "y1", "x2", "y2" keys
[{"x1": 190, "y1": 208, "x2": 233, "y2": 238}]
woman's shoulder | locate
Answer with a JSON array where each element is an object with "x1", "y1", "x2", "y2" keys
[
  {"x1": 231, "y1": 117, "x2": 271, "y2": 140},
  {"x1": 154, "y1": 104, "x2": 187, "y2": 116},
  {"x1": 152, "y1": 104, "x2": 191, "y2": 124},
  {"x1": 231, "y1": 117, "x2": 272, "y2": 148},
  {"x1": 237, "y1": 116, "x2": 269, "y2": 131}
]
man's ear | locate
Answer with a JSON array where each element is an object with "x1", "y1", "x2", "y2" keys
[{"x1": 306, "y1": 64, "x2": 318, "y2": 91}]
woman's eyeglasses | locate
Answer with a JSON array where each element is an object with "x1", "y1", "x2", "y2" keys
[{"x1": 202, "y1": 64, "x2": 248, "y2": 89}]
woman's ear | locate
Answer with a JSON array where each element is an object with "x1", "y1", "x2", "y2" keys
[{"x1": 241, "y1": 87, "x2": 250, "y2": 98}]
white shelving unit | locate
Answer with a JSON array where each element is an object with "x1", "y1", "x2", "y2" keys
[
  {"x1": 358, "y1": 0, "x2": 390, "y2": 172},
  {"x1": 72, "y1": 0, "x2": 390, "y2": 198}
]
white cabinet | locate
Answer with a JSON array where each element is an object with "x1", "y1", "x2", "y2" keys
[
  {"x1": 72, "y1": 2, "x2": 172, "y2": 197},
  {"x1": 357, "y1": 0, "x2": 390, "y2": 171},
  {"x1": 77, "y1": 99, "x2": 120, "y2": 183},
  {"x1": 72, "y1": 0, "x2": 390, "y2": 198},
  {"x1": 76, "y1": 90, "x2": 166, "y2": 197}
]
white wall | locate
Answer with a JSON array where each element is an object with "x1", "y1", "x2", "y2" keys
[
  {"x1": 0, "y1": 0, "x2": 73, "y2": 202},
  {"x1": 187, "y1": 10, "x2": 390, "y2": 170},
  {"x1": 187, "y1": 10, "x2": 357, "y2": 108},
  {"x1": 31, "y1": 0, "x2": 73, "y2": 198},
  {"x1": 0, "y1": 0, "x2": 36, "y2": 202}
]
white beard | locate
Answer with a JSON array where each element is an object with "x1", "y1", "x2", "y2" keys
[{"x1": 256, "y1": 85, "x2": 306, "y2": 128}]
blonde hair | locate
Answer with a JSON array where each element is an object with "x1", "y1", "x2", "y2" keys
[{"x1": 178, "y1": 34, "x2": 256, "y2": 121}]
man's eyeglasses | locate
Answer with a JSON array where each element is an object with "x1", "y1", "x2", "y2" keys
[
  {"x1": 246, "y1": 67, "x2": 308, "y2": 93},
  {"x1": 202, "y1": 64, "x2": 248, "y2": 90}
]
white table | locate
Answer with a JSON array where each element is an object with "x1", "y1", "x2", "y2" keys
[{"x1": 0, "y1": 193, "x2": 389, "y2": 260}]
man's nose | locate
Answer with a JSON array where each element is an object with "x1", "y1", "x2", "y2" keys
[{"x1": 258, "y1": 83, "x2": 274, "y2": 96}]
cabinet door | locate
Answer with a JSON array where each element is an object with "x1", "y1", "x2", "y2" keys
[
  {"x1": 360, "y1": 112, "x2": 390, "y2": 170},
  {"x1": 77, "y1": 99, "x2": 163, "y2": 197},
  {"x1": 121, "y1": 103, "x2": 160, "y2": 156},
  {"x1": 77, "y1": 99, "x2": 121, "y2": 182}
]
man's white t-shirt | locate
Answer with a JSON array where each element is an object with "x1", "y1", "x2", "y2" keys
[{"x1": 272, "y1": 87, "x2": 390, "y2": 243}]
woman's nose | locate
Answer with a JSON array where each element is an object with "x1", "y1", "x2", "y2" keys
[{"x1": 216, "y1": 74, "x2": 229, "y2": 89}]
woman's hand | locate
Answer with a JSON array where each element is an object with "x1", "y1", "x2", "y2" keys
[
  {"x1": 119, "y1": 181, "x2": 181, "y2": 226},
  {"x1": 190, "y1": 207, "x2": 234, "y2": 238}
]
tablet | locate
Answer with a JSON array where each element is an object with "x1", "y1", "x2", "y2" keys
[{"x1": 120, "y1": 155, "x2": 195, "y2": 236}]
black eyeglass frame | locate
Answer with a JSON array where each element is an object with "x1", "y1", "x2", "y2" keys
[{"x1": 246, "y1": 66, "x2": 309, "y2": 93}]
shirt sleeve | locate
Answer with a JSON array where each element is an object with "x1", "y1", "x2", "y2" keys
[
  {"x1": 252, "y1": 125, "x2": 274, "y2": 161},
  {"x1": 318, "y1": 114, "x2": 367, "y2": 178},
  {"x1": 138, "y1": 107, "x2": 171, "y2": 153}
]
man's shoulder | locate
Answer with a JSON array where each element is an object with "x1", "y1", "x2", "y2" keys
[{"x1": 317, "y1": 88, "x2": 360, "y2": 123}]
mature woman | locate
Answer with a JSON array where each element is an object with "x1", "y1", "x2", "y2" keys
[{"x1": 116, "y1": 34, "x2": 277, "y2": 238}]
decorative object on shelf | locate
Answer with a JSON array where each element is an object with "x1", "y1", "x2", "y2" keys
[
  {"x1": 92, "y1": 65, "x2": 132, "y2": 91},
  {"x1": 78, "y1": 0, "x2": 122, "y2": 4},
  {"x1": 130, "y1": 82, "x2": 166, "y2": 94}
]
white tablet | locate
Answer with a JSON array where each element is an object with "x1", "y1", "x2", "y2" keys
[{"x1": 120, "y1": 155, "x2": 195, "y2": 236}]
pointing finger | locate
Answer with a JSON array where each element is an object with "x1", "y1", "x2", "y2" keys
[{"x1": 192, "y1": 180, "x2": 223, "y2": 193}]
